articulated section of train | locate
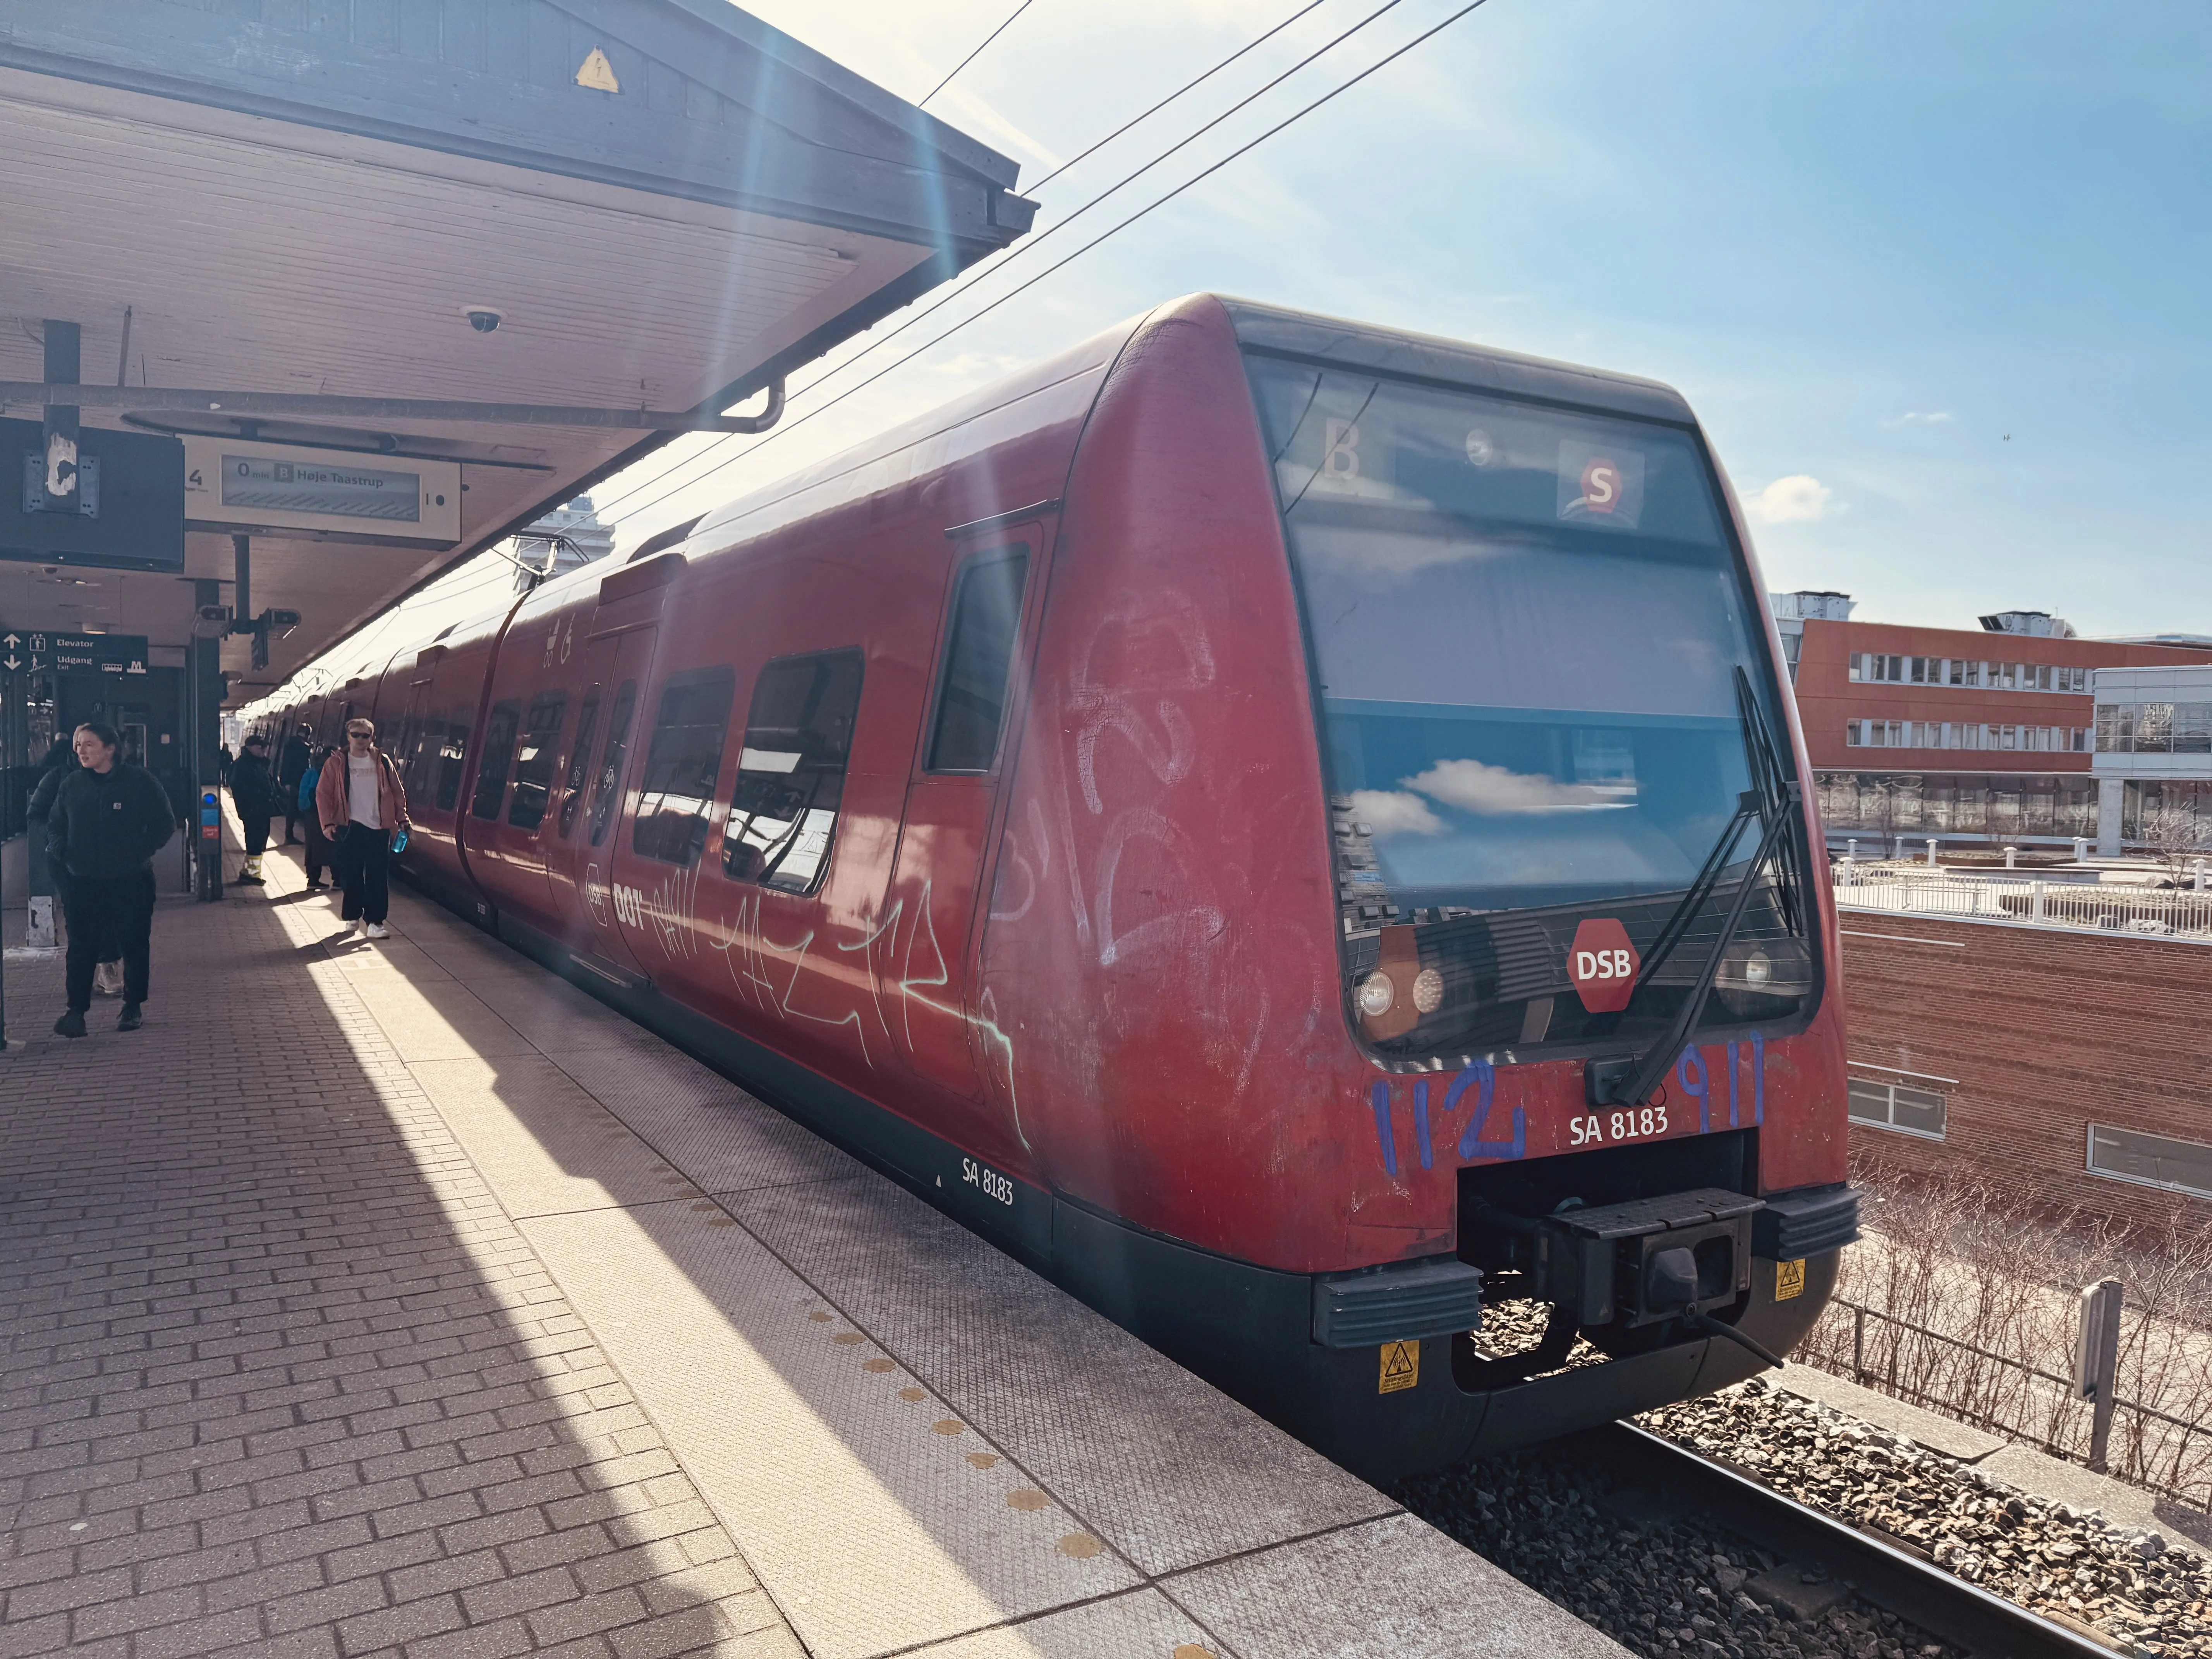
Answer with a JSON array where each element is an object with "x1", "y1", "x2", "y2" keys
[{"x1": 266, "y1": 294, "x2": 1858, "y2": 1483}]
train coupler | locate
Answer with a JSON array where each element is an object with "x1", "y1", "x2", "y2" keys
[{"x1": 1470, "y1": 1188, "x2": 1763, "y2": 1330}]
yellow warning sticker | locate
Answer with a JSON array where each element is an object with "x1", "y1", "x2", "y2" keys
[
  {"x1": 575, "y1": 47, "x2": 621, "y2": 93},
  {"x1": 1379, "y1": 1339, "x2": 1419, "y2": 1394},
  {"x1": 1776, "y1": 1258, "x2": 1807, "y2": 1301}
]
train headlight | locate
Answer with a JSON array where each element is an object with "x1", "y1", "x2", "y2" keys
[
  {"x1": 1412, "y1": 967, "x2": 1444, "y2": 1014},
  {"x1": 1357, "y1": 971, "x2": 1397, "y2": 1018}
]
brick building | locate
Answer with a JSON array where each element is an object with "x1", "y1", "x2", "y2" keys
[
  {"x1": 1772, "y1": 593, "x2": 2212, "y2": 850},
  {"x1": 1839, "y1": 909, "x2": 2212, "y2": 1231}
]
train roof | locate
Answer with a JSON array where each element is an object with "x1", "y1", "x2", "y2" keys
[{"x1": 1217, "y1": 296, "x2": 1697, "y2": 428}]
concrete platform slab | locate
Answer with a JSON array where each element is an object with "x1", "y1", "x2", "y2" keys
[
  {"x1": 518, "y1": 1200, "x2": 1145, "y2": 1659},
  {"x1": 1165, "y1": 1511, "x2": 1627, "y2": 1659},
  {"x1": 903, "y1": 1587, "x2": 1218, "y2": 1657},
  {"x1": 725, "y1": 1178, "x2": 1397, "y2": 1579},
  {"x1": 548, "y1": 1048, "x2": 862, "y2": 1195},
  {"x1": 1774, "y1": 1362, "x2": 2011, "y2": 1462},
  {"x1": 408, "y1": 1054, "x2": 709, "y2": 1219}
]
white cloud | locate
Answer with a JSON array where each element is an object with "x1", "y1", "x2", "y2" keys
[
  {"x1": 1881, "y1": 410, "x2": 1954, "y2": 427},
  {"x1": 1402, "y1": 759, "x2": 1632, "y2": 816},
  {"x1": 1743, "y1": 475, "x2": 1833, "y2": 526},
  {"x1": 1347, "y1": 789, "x2": 1445, "y2": 838}
]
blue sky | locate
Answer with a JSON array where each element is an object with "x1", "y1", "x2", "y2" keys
[{"x1": 261, "y1": 0, "x2": 2212, "y2": 699}]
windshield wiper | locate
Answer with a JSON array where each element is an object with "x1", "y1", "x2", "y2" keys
[{"x1": 1588, "y1": 668, "x2": 1805, "y2": 1107}]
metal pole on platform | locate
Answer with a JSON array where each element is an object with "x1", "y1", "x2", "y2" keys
[
  {"x1": 190, "y1": 583, "x2": 225, "y2": 902},
  {"x1": 2073, "y1": 1277, "x2": 2124, "y2": 1473}
]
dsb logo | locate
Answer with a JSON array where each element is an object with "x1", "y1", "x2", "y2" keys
[{"x1": 1569, "y1": 918, "x2": 1640, "y2": 1013}]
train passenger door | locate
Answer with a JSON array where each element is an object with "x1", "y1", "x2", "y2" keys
[
  {"x1": 553, "y1": 630, "x2": 656, "y2": 982},
  {"x1": 882, "y1": 532, "x2": 1040, "y2": 1149}
]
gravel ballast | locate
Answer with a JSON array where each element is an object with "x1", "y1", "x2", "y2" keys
[
  {"x1": 1644, "y1": 1379, "x2": 2211, "y2": 1657},
  {"x1": 1398, "y1": 1308, "x2": 2210, "y2": 1656}
]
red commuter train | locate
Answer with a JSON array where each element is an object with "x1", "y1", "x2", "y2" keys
[{"x1": 270, "y1": 295, "x2": 1857, "y2": 1482}]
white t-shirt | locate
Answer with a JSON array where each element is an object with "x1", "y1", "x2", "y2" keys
[{"x1": 347, "y1": 753, "x2": 382, "y2": 829}]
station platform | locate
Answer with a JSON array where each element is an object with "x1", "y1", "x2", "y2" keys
[{"x1": 0, "y1": 840, "x2": 1623, "y2": 1659}]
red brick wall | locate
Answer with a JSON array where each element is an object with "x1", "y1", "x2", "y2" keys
[
  {"x1": 1795, "y1": 622, "x2": 2212, "y2": 773},
  {"x1": 1839, "y1": 912, "x2": 2212, "y2": 1231}
]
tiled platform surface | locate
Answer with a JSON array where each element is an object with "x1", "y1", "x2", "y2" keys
[{"x1": 0, "y1": 836, "x2": 1623, "y2": 1659}]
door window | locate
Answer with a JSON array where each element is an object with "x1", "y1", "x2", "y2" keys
[
  {"x1": 506, "y1": 692, "x2": 568, "y2": 832},
  {"x1": 927, "y1": 551, "x2": 1030, "y2": 772},
  {"x1": 558, "y1": 689, "x2": 602, "y2": 838},
  {"x1": 633, "y1": 668, "x2": 735, "y2": 866},
  {"x1": 724, "y1": 650, "x2": 864, "y2": 894},
  {"x1": 588, "y1": 681, "x2": 637, "y2": 848},
  {"x1": 434, "y1": 705, "x2": 472, "y2": 812},
  {"x1": 471, "y1": 700, "x2": 522, "y2": 820}
]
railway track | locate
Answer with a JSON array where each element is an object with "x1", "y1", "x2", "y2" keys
[{"x1": 1565, "y1": 1421, "x2": 2127, "y2": 1658}]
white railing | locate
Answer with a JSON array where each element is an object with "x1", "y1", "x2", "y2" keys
[{"x1": 1832, "y1": 866, "x2": 2212, "y2": 941}]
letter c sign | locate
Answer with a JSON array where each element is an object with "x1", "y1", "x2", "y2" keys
[{"x1": 1568, "y1": 918, "x2": 1640, "y2": 1014}]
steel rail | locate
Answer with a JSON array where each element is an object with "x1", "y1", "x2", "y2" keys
[{"x1": 1581, "y1": 1420, "x2": 2127, "y2": 1657}]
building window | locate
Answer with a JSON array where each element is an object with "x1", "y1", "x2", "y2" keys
[
  {"x1": 2088, "y1": 1124, "x2": 2212, "y2": 1202},
  {"x1": 1848, "y1": 1077, "x2": 1947, "y2": 1139}
]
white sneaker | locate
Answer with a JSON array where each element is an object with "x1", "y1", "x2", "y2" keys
[{"x1": 365, "y1": 923, "x2": 390, "y2": 939}]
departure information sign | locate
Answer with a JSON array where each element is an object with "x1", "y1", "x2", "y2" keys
[
  {"x1": 222, "y1": 456, "x2": 421, "y2": 522},
  {"x1": 182, "y1": 436, "x2": 461, "y2": 543}
]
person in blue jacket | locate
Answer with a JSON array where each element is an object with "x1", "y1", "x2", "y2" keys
[{"x1": 300, "y1": 747, "x2": 334, "y2": 890}]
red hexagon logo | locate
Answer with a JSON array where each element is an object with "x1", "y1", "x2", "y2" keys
[{"x1": 1569, "y1": 918, "x2": 1640, "y2": 1013}]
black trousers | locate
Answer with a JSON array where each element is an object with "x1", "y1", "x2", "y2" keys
[
  {"x1": 65, "y1": 870, "x2": 154, "y2": 1011},
  {"x1": 283, "y1": 801, "x2": 302, "y2": 842},
  {"x1": 336, "y1": 824, "x2": 391, "y2": 924},
  {"x1": 242, "y1": 808, "x2": 270, "y2": 858},
  {"x1": 304, "y1": 820, "x2": 332, "y2": 884}
]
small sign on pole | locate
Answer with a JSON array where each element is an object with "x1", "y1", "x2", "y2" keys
[{"x1": 2073, "y1": 1277, "x2": 2124, "y2": 1473}]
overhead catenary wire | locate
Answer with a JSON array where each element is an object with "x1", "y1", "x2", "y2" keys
[
  {"x1": 1026, "y1": 0, "x2": 1329, "y2": 191},
  {"x1": 590, "y1": 0, "x2": 1408, "y2": 523},
  {"x1": 920, "y1": 0, "x2": 1038, "y2": 108},
  {"x1": 604, "y1": 0, "x2": 1491, "y2": 534}
]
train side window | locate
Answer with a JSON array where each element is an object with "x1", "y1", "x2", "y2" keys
[
  {"x1": 587, "y1": 681, "x2": 638, "y2": 848},
  {"x1": 632, "y1": 668, "x2": 736, "y2": 867},
  {"x1": 558, "y1": 689, "x2": 602, "y2": 839},
  {"x1": 435, "y1": 705, "x2": 471, "y2": 812},
  {"x1": 471, "y1": 699, "x2": 522, "y2": 820},
  {"x1": 926, "y1": 550, "x2": 1029, "y2": 773},
  {"x1": 723, "y1": 650, "x2": 864, "y2": 894},
  {"x1": 506, "y1": 692, "x2": 568, "y2": 832}
]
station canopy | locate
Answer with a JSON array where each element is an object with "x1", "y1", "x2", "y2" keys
[{"x1": 0, "y1": 0, "x2": 1035, "y2": 701}]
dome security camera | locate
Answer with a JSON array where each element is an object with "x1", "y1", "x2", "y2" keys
[{"x1": 463, "y1": 306, "x2": 503, "y2": 333}]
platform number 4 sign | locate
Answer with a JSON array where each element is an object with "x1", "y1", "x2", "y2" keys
[{"x1": 1378, "y1": 1339, "x2": 1419, "y2": 1395}]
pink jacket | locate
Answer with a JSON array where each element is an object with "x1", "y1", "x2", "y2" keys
[{"x1": 316, "y1": 746, "x2": 410, "y2": 841}]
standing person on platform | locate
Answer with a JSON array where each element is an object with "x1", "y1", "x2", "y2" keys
[
  {"x1": 278, "y1": 723, "x2": 312, "y2": 845},
  {"x1": 46, "y1": 721, "x2": 175, "y2": 1037},
  {"x1": 317, "y1": 718, "x2": 410, "y2": 940},
  {"x1": 228, "y1": 733, "x2": 277, "y2": 885},
  {"x1": 299, "y1": 745, "x2": 334, "y2": 891}
]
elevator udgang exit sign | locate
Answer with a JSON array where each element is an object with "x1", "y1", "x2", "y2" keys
[{"x1": 181, "y1": 436, "x2": 461, "y2": 543}]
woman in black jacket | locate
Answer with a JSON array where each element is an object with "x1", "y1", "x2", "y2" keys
[{"x1": 47, "y1": 722, "x2": 176, "y2": 1036}]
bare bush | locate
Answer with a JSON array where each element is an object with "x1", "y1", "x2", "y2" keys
[{"x1": 1797, "y1": 1145, "x2": 2212, "y2": 1512}]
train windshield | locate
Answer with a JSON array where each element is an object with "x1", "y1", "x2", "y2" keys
[{"x1": 1246, "y1": 354, "x2": 1812, "y2": 1059}]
